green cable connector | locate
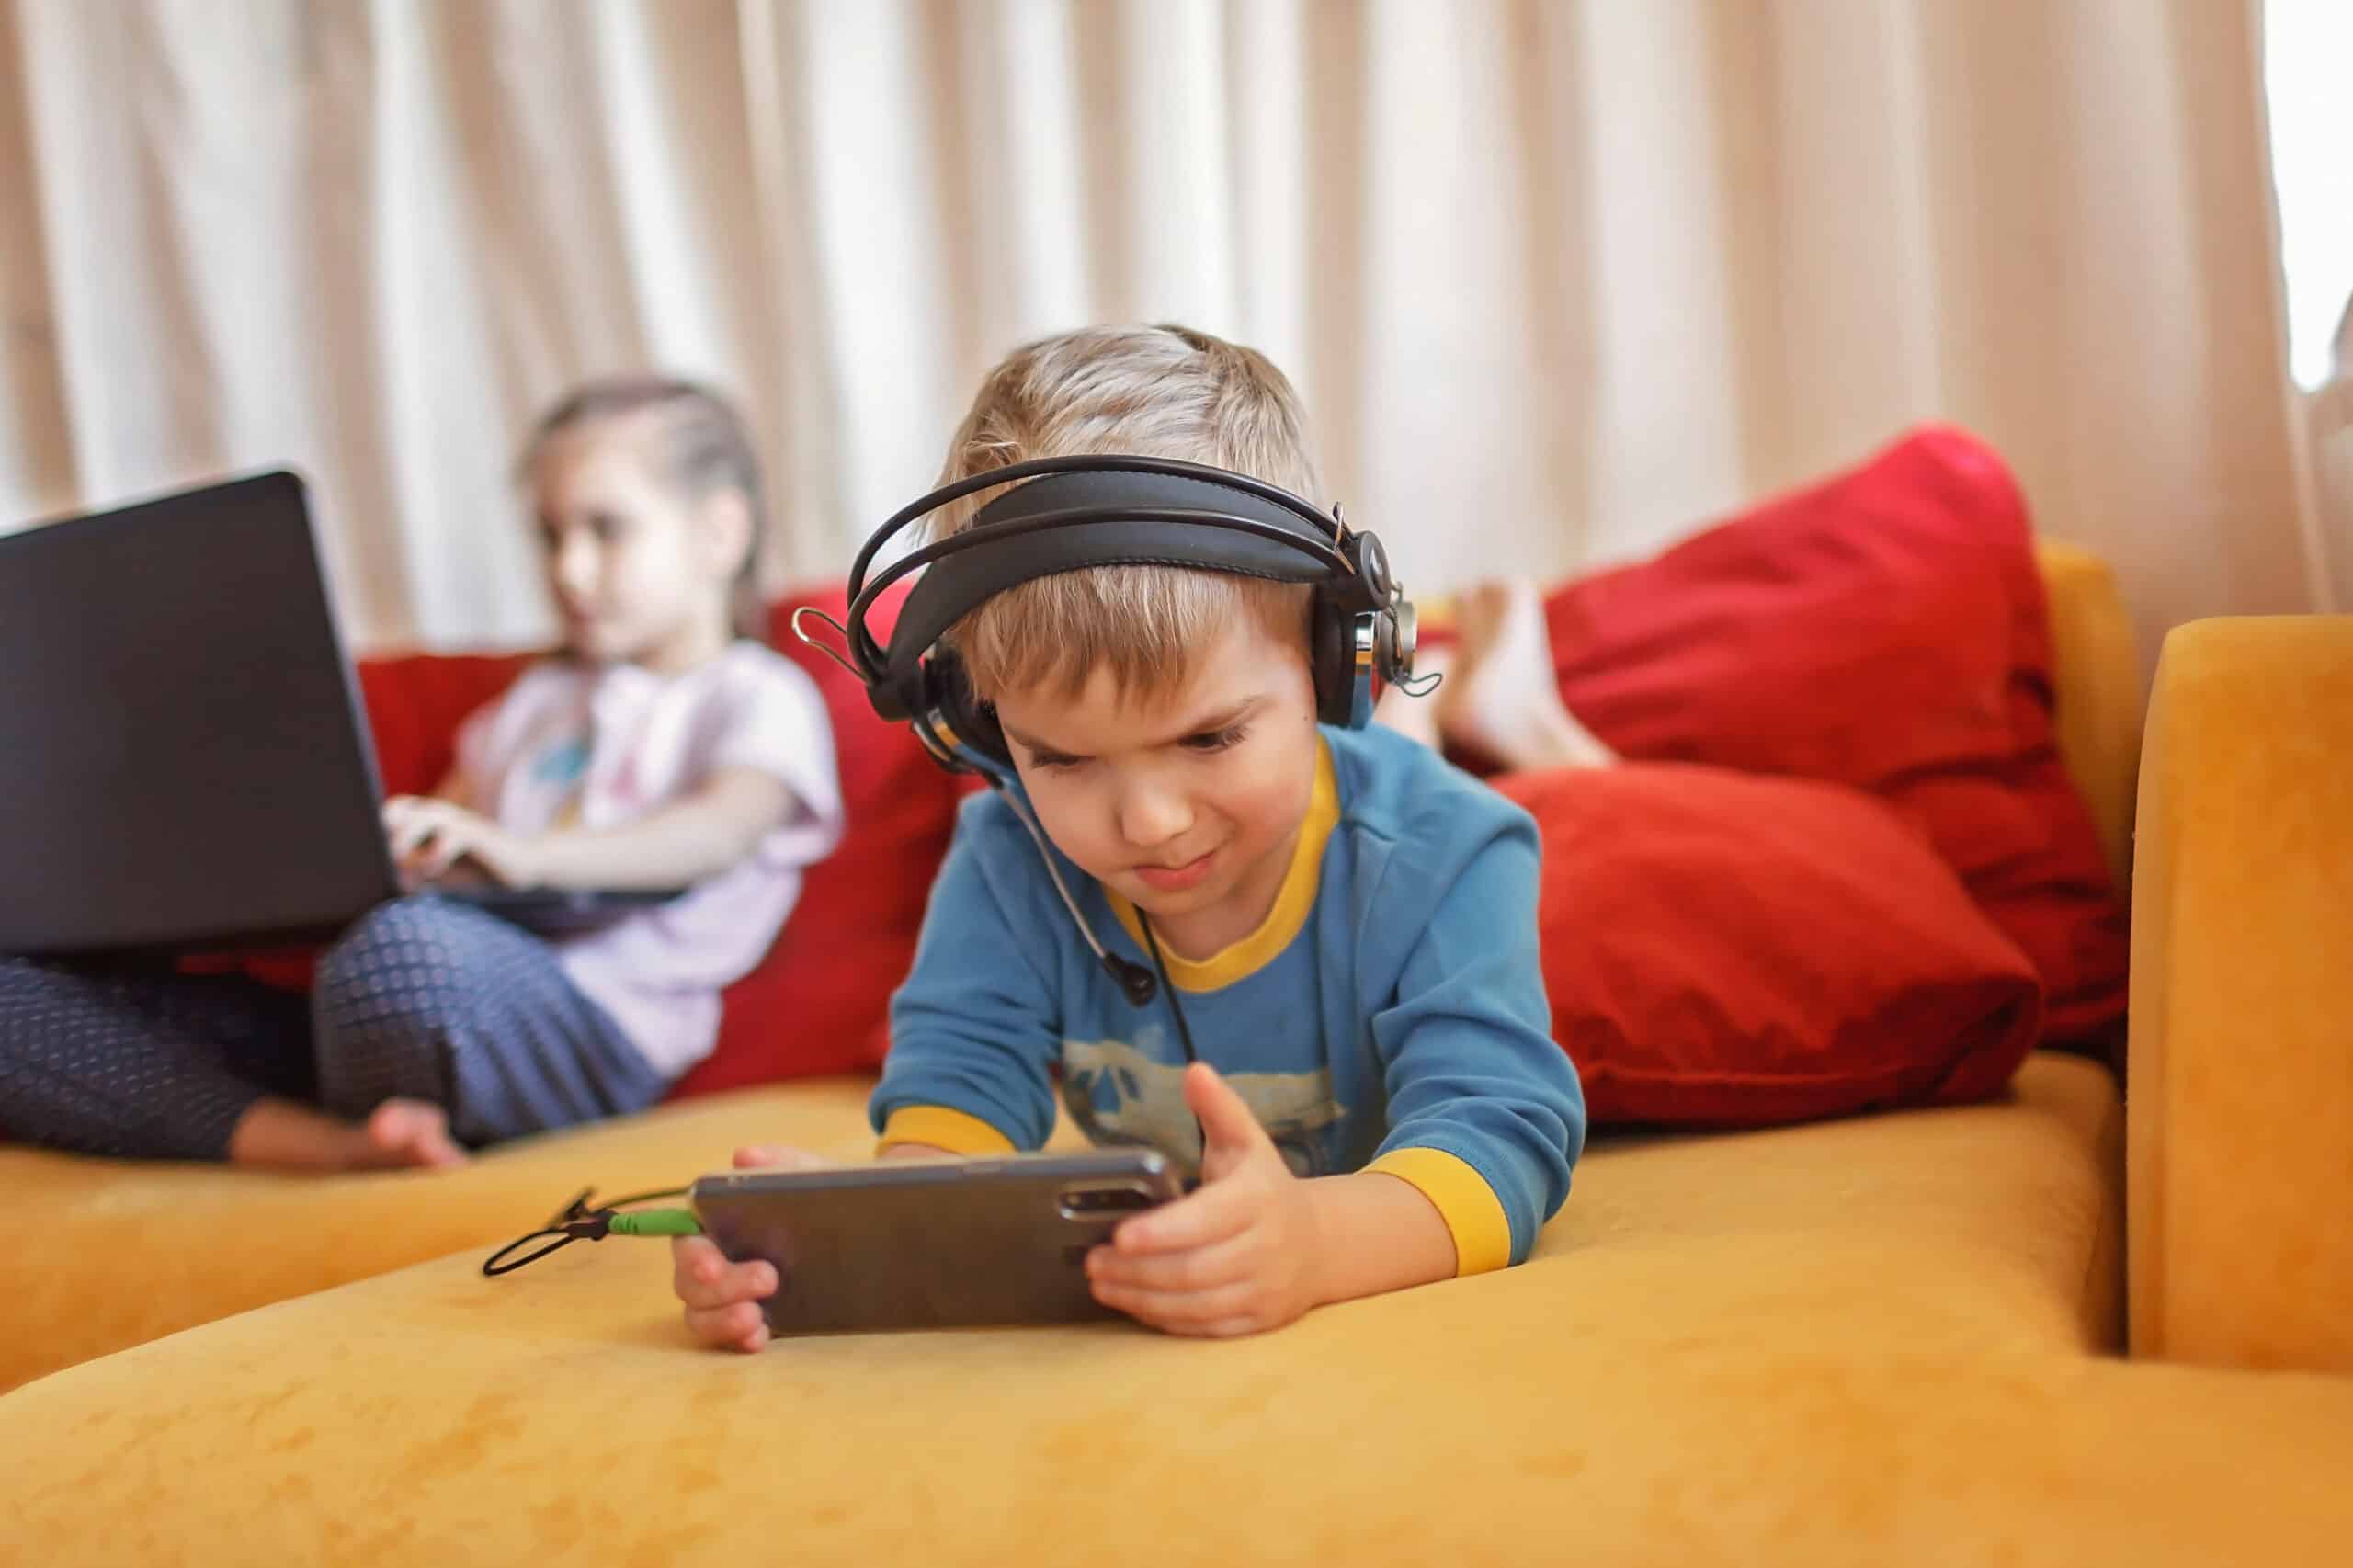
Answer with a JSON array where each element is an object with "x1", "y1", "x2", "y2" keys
[{"x1": 606, "y1": 1208, "x2": 702, "y2": 1237}]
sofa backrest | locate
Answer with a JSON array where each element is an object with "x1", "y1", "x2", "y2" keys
[{"x1": 2034, "y1": 540, "x2": 2141, "y2": 892}]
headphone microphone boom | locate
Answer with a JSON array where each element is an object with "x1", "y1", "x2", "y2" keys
[{"x1": 990, "y1": 776, "x2": 1162, "y2": 1006}]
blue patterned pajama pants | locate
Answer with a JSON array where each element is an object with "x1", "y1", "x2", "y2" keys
[{"x1": 0, "y1": 896, "x2": 665, "y2": 1160}]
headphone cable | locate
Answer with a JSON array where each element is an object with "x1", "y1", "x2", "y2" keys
[{"x1": 1137, "y1": 915, "x2": 1199, "y2": 1065}]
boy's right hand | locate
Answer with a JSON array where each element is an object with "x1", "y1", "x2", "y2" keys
[{"x1": 670, "y1": 1143, "x2": 825, "y2": 1354}]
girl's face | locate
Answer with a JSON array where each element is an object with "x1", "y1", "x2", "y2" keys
[{"x1": 529, "y1": 416, "x2": 747, "y2": 673}]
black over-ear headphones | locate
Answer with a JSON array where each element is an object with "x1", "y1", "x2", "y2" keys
[
  {"x1": 803, "y1": 455, "x2": 1427, "y2": 776},
  {"x1": 797, "y1": 453, "x2": 1434, "y2": 1013}
]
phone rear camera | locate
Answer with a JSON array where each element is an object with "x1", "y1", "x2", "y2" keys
[{"x1": 1057, "y1": 1184, "x2": 1155, "y2": 1220}]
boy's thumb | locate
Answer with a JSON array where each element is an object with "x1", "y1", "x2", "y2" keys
[{"x1": 1184, "y1": 1062, "x2": 1270, "y2": 1155}]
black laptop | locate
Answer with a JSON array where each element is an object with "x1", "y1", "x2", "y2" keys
[{"x1": 0, "y1": 471, "x2": 677, "y2": 956}]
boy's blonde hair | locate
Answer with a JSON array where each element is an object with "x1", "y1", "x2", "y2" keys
[{"x1": 932, "y1": 324, "x2": 1324, "y2": 705}]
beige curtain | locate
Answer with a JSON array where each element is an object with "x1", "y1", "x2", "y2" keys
[
  {"x1": 2302, "y1": 295, "x2": 2353, "y2": 614},
  {"x1": 0, "y1": 0, "x2": 2330, "y2": 663}
]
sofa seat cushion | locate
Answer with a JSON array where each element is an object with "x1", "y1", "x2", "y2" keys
[
  {"x1": 0, "y1": 1078, "x2": 881, "y2": 1392},
  {"x1": 21, "y1": 1057, "x2": 2330, "y2": 1568}
]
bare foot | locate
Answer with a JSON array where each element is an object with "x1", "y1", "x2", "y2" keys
[
  {"x1": 365, "y1": 1098, "x2": 470, "y2": 1170},
  {"x1": 227, "y1": 1096, "x2": 468, "y2": 1173},
  {"x1": 1437, "y1": 580, "x2": 1618, "y2": 771}
]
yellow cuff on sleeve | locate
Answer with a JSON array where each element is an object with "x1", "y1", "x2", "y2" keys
[
  {"x1": 877, "y1": 1105, "x2": 1017, "y2": 1156},
  {"x1": 1367, "y1": 1146, "x2": 1515, "y2": 1277}
]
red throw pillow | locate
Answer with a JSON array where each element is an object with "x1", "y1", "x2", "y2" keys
[
  {"x1": 1495, "y1": 764, "x2": 2045, "y2": 1126},
  {"x1": 665, "y1": 581, "x2": 972, "y2": 1096},
  {"x1": 1515, "y1": 426, "x2": 2127, "y2": 1051},
  {"x1": 354, "y1": 652, "x2": 536, "y2": 797}
]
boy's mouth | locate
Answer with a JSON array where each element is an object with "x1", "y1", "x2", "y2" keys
[{"x1": 1133, "y1": 849, "x2": 1217, "y2": 892}]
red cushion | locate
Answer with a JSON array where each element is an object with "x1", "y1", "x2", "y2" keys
[
  {"x1": 1517, "y1": 426, "x2": 2128, "y2": 1051},
  {"x1": 355, "y1": 653, "x2": 535, "y2": 798},
  {"x1": 1497, "y1": 764, "x2": 2045, "y2": 1127}
]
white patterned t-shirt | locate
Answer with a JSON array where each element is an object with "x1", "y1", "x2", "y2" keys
[{"x1": 452, "y1": 641, "x2": 843, "y2": 1077}]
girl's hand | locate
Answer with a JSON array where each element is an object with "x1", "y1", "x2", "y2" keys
[
  {"x1": 671, "y1": 1143, "x2": 827, "y2": 1353},
  {"x1": 382, "y1": 796, "x2": 541, "y2": 888},
  {"x1": 1084, "y1": 1064, "x2": 1326, "y2": 1338}
]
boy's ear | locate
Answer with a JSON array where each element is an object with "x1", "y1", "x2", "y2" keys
[{"x1": 698, "y1": 490, "x2": 756, "y2": 581}]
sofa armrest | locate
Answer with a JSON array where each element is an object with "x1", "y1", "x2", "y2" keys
[{"x1": 2128, "y1": 616, "x2": 2353, "y2": 1372}]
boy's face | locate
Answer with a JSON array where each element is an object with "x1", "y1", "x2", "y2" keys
[{"x1": 993, "y1": 613, "x2": 1321, "y2": 950}]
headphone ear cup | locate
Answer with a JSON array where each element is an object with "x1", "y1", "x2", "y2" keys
[
  {"x1": 1309, "y1": 590, "x2": 1381, "y2": 731},
  {"x1": 1373, "y1": 599, "x2": 1407, "y2": 687},
  {"x1": 1309, "y1": 586, "x2": 1352, "y2": 727},
  {"x1": 917, "y1": 646, "x2": 1012, "y2": 769}
]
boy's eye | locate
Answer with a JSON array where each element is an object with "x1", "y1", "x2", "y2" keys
[
  {"x1": 588, "y1": 511, "x2": 627, "y2": 542},
  {"x1": 1182, "y1": 724, "x2": 1248, "y2": 755},
  {"x1": 1026, "y1": 748, "x2": 1086, "y2": 771}
]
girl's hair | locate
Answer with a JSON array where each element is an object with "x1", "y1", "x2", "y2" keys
[
  {"x1": 519, "y1": 375, "x2": 770, "y2": 640},
  {"x1": 929, "y1": 323, "x2": 1323, "y2": 705}
]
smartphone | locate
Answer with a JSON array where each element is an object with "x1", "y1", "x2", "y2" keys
[{"x1": 688, "y1": 1149, "x2": 1185, "y2": 1335}]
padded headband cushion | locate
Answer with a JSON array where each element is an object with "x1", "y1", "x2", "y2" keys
[{"x1": 884, "y1": 469, "x2": 1341, "y2": 676}]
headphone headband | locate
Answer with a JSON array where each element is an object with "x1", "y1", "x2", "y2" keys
[
  {"x1": 847, "y1": 457, "x2": 1364, "y2": 680},
  {"x1": 875, "y1": 472, "x2": 1368, "y2": 692},
  {"x1": 848, "y1": 454, "x2": 1338, "y2": 590},
  {"x1": 832, "y1": 453, "x2": 1417, "y2": 739}
]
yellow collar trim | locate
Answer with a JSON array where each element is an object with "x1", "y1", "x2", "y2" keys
[{"x1": 1109, "y1": 737, "x2": 1338, "y2": 993}]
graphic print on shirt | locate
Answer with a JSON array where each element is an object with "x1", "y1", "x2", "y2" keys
[
  {"x1": 530, "y1": 733, "x2": 591, "y2": 789},
  {"x1": 531, "y1": 732, "x2": 592, "y2": 829},
  {"x1": 1057, "y1": 1035, "x2": 1347, "y2": 1177}
]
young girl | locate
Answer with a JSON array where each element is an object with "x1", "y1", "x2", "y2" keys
[{"x1": 0, "y1": 377, "x2": 842, "y2": 1171}]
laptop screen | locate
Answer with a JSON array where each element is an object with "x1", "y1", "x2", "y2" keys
[{"x1": 0, "y1": 472, "x2": 398, "y2": 953}]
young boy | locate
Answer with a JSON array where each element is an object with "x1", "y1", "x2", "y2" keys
[{"x1": 673, "y1": 324, "x2": 1585, "y2": 1346}]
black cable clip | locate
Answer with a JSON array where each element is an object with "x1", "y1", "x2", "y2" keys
[{"x1": 481, "y1": 1184, "x2": 691, "y2": 1278}]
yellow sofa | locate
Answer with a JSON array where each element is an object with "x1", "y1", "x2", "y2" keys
[
  {"x1": 0, "y1": 542, "x2": 2132, "y2": 1395},
  {"x1": 5, "y1": 547, "x2": 2349, "y2": 1566}
]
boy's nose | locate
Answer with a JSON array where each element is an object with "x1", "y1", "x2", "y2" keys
[{"x1": 1117, "y1": 780, "x2": 1193, "y2": 848}]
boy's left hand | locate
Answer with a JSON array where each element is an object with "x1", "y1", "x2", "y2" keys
[{"x1": 1086, "y1": 1062, "x2": 1324, "y2": 1338}]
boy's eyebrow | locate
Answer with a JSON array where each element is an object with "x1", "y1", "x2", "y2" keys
[
  {"x1": 1002, "y1": 695, "x2": 1268, "y2": 757},
  {"x1": 998, "y1": 721, "x2": 1076, "y2": 757}
]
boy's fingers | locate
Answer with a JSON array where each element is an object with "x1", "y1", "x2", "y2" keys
[
  {"x1": 685, "y1": 1300, "x2": 768, "y2": 1350},
  {"x1": 1091, "y1": 1278, "x2": 1259, "y2": 1331},
  {"x1": 1184, "y1": 1063, "x2": 1273, "y2": 1158},
  {"x1": 672, "y1": 1248, "x2": 777, "y2": 1311},
  {"x1": 733, "y1": 1144, "x2": 824, "y2": 1171},
  {"x1": 669, "y1": 1234, "x2": 722, "y2": 1291},
  {"x1": 1164, "y1": 1317, "x2": 1262, "y2": 1340},
  {"x1": 671, "y1": 1234, "x2": 722, "y2": 1268},
  {"x1": 1086, "y1": 1232, "x2": 1251, "y2": 1292},
  {"x1": 1113, "y1": 1176, "x2": 1256, "y2": 1255}
]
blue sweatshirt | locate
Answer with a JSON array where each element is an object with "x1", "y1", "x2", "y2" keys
[{"x1": 871, "y1": 723, "x2": 1586, "y2": 1272}]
